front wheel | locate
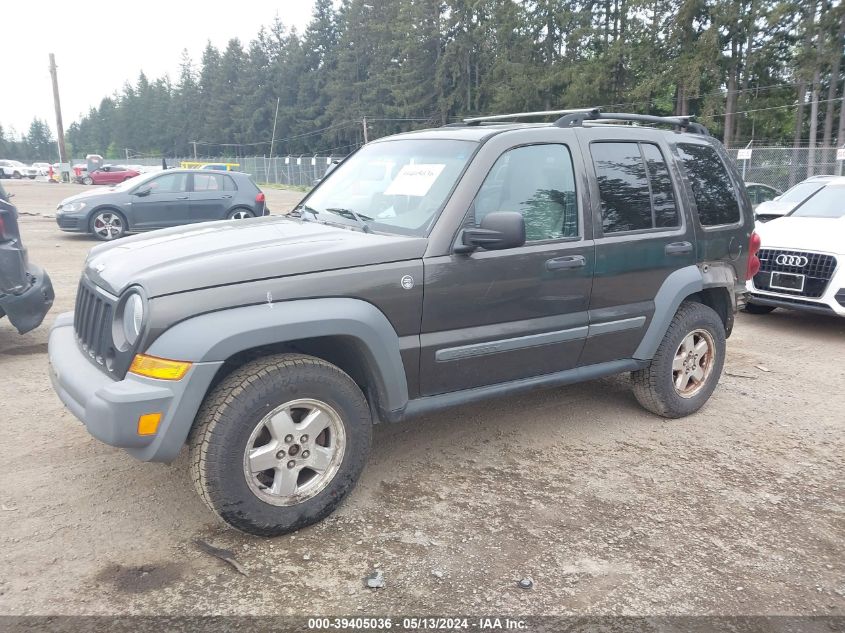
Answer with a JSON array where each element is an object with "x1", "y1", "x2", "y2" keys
[
  {"x1": 189, "y1": 353, "x2": 372, "y2": 536},
  {"x1": 631, "y1": 301, "x2": 726, "y2": 418},
  {"x1": 90, "y1": 210, "x2": 126, "y2": 241},
  {"x1": 82, "y1": 176, "x2": 94, "y2": 185},
  {"x1": 227, "y1": 208, "x2": 254, "y2": 220}
]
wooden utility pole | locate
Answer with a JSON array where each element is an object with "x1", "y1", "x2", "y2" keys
[{"x1": 48, "y1": 53, "x2": 67, "y2": 164}]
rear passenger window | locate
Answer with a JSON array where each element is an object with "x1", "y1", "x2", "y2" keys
[
  {"x1": 591, "y1": 142, "x2": 679, "y2": 233},
  {"x1": 677, "y1": 143, "x2": 740, "y2": 226}
]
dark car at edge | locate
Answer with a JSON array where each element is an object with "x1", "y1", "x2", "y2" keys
[
  {"x1": 0, "y1": 181, "x2": 55, "y2": 333},
  {"x1": 56, "y1": 169, "x2": 268, "y2": 240}
]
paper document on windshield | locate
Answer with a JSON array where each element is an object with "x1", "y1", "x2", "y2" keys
[{"x1": 384, "y1": 164, "x2": 446, "y2": 197}]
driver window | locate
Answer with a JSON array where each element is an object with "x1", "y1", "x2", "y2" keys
[
  {"x1": 148, "y1": 173, "x2": 189, "y2": 193},
  {"x1": 474, "y1": 144, "x2": 578, "y2": 241}
]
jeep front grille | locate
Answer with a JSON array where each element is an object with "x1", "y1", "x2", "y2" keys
[
  {"x1": 73, "y1": 279, "x2": 116, "y2": 369},
  {"x1": 755, "y1": 249, "x2": 837, "y2": 298}
]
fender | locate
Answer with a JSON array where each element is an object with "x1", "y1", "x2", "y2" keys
[
  {"x1": 146, "y1": 297, "x2": 410, "y2": 412},
  {"x1": 633, "y1": 265, "x2": 704, "y2": 360}
]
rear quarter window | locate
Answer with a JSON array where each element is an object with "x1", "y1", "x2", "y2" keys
[{"x1": 676, "y1": 143, "x2": 740, "y2": 226}]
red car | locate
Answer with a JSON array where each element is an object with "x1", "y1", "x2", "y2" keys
[{"x1": 82, "y1": 165, "x2": 140, "y2": 185}]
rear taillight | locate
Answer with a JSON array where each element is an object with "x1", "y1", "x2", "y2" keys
[
  {"x1": 0, "y1": 215, "x2": 7, "y2": 241},
  {"x1": 255, "y1": 192, "x2": 266, "y2": 204},
  {"x1": 746, "y1": 231, "x2": 761, "y2": 279}
]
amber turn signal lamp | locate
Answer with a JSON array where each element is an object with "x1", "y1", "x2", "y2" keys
[
  {"x1": 137, "y1": 413, "x2": 162, "y2": 436},
  {"x1": 129, "y1": 354, "x2": 192, "y2": 380}
]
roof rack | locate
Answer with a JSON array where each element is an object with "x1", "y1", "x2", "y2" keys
[
  {"x1": 554, "y1": 110, "x2": 709, "y2": 135},
  {"x1": 445, "y1": 108, "x2": 599, "y2": 127}
]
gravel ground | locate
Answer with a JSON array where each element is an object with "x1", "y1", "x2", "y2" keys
[{"x1": 0, "y1": 179, "x2": 843, "y2": 617}]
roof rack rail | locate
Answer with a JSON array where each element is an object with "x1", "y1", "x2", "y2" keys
[
  {"x1": 554, "y1": 110, "x2": 709, "y2": 135},
  {"x1": 445, "y1": 108, "x2": 599, "y2": 127}
]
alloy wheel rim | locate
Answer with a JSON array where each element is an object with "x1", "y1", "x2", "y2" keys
[
  {"x1": 242, "y1": 398, "x2": 346, "y2": 506},
  {"x1": 93, "y1": 212, "x2": 123, "y2": 240},
  {"x1": 672, "y1": 328, "x2": 715, "y2": 398},
  {"x1": 231, "y1": 210, "x2": 251, "y2": 220}
]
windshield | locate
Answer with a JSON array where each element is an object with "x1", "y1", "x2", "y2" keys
[
  {"x1": 302, "y1": 139, "x2": 476, "y2": 236},
  {"x1": 779, "y1": 181, "x2": 826, "y2": 204},
  {"x1": 790, "y1": 184, "x2": 845, "y2": 218}
]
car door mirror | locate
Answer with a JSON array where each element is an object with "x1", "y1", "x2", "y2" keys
[
  {"x1": 134, "y1": 187, "x2": 151, "y2": 197},
  {"x1": 455, "y1": 211, "x2": 526, "y2": 253}
]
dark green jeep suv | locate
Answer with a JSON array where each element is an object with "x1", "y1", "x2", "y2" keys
[{"x1": 48, "y1": 110, "x2": 759, "y2": 536}]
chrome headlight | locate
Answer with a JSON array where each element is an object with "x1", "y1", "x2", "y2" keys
[
  {"x1": 113, "y1": 291, "x2": 146, "y2": 350},
  {"x1": 62, "y1": 201, "x2": 86, "y2": 213}
]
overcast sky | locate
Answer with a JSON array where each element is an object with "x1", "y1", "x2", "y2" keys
[{"x1": 1, "y1": 1, "x2": 316, "y2": 138}]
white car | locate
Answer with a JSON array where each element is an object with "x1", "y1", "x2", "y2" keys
[
  {"x1": 746, "y1": 176, "x2": 845, "y2": 316},
  {"x1": 754, "y1": 175, "x2": 835, "y2": 223},
  {"x1": 31, "y1": 162, "x2": 52, "y2": 176},
  {"x1": 0, "y1": 159, "x2": 30, "y2": 179}
]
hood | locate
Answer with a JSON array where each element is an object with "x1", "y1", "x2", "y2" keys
[
  {"x1": 59, "y1": 187, "x2": 125, "y2": 206},
  {"x1": 756, "y1": 216, "x2": 845, "y2": 256},
  {"x1": 754, "y1": 199, "x2": 794, "y2": 216},
  {"x1": 84, "y1": 215, "x2": 428, "y2": 297}
]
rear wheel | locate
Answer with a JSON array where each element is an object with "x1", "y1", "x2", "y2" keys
[
  {"x1": 743, "y1": 302, "x2": 776, "y2": 315},
  {"x1": 189, "y1": 353, "x2": 372, "y2": 536},
  {"x1": 227, "y1": 208, "x2": 254, "y2": 220},
  {"x1": 631, "y1": 301, "x2": 726, "y2": 418},
  {"x1": 90, "y1": 210, "x2": 126, "y2": 241}
]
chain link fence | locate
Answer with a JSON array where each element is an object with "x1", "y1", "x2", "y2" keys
[
  {"x1": 75, "y1": 155, "x2": 345, "y2": 187},
  {"x1": 726, "y1": 146, "x2": 845, "y2": 193}
]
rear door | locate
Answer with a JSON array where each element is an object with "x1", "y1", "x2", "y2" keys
[
  {"x1": 419, "y1": 139, "x2": 594, "y2": 395},
  {"x1": 577, "y1": 128, "x2": 696, "y2": 365},
  {"x1": 189, "y1": 172, "x2": 234, "y2": 222},
  {"x1": 129, "y1": 172, "x2": 191, "y2": 229}
]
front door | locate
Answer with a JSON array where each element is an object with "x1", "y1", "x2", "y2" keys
[
  {"x1": 576, "y1": 129, "x2": 697, "y2": 365},
  {"x1": 189, "y1": 172, "x2": 234, "y2": 222},
  {"x1": 419, "y1": 142, "x2": 594, "y2": 396},
  {"x1": 129, "y1": 172, "x2": 191, "y2": 230}
]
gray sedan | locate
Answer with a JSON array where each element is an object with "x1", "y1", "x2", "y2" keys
[{"x1": 55, "y1": 169, "x2": 268, "y2": 240}]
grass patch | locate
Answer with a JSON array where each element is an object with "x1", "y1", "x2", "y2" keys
[{"x1": 260, "y1": 183, "x2": 312, "y2": 193}]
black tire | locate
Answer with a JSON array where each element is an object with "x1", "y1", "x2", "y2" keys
[
  {"x1": 12, "y1": 171, "x2": 21, "y2": 179},
  {"x1": 189, "y1": 353, "x2": 372, "y2": 536},
  {"x1": 631, "y1": 301, "x2": 726, "y2": 418},
  {"x1": 743, "y1": 302, "x2": 776, "y2": 315},
  {"x1": 227, "y1": 208, "x2": 255, "y2": 220},
  {"x1": 82, "y1": 176, "x2": 94, "y2": 185}
]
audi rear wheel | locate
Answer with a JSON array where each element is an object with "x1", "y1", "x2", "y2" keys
[{"x1": 743, "y1": 303, "x2": 776, "y2": 315}]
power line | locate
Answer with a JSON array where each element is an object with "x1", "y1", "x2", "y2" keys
[{"x1": 710, "y1": 97, "x2": 844, "y2": 117}]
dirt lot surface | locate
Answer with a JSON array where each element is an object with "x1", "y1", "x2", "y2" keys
[{"x1": 1, "y1": 179, "x2": 843, "y2": 617}]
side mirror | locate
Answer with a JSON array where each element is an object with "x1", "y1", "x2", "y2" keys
[
  {"x1": 455, "y1": 211, "x2": 526, "y2": 253},
  {"x1": 133, "y1": 187, "x2": 151, "y2": 197}
]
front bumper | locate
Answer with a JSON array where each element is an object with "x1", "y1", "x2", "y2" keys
[
  {"x1": 48, "y1": 313, "x2": 222, "y2": 462},
  {"x1": 0, "y1": 264, "x2": 54, "y2": 333},
  {"x1": 746, "y1": 259, "x2": 845, "y2": 317},
  {"x1": 55, "y1": 212, "x2": 86, "y2": 232}
]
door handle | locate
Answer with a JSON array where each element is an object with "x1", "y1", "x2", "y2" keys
[
  {"x1": 176, "y1": 196, "x2": 189, "y2": 200},
  {"x1": 221, "y1": 194, "x2": 233, "y2": 199},
  {"x1": 546, "y1": 255, "x2": 586, "y2": 271},
  {"x1": 665, "y1": 241, "x2": 693, "y2": 256}
]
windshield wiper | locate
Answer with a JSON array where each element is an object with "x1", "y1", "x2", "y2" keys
[{"x1": 325, "y1": 207, "x2": 373, "y2": 233}]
